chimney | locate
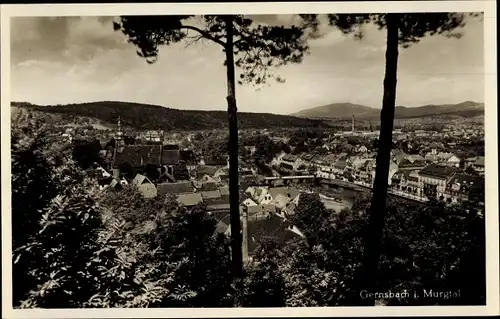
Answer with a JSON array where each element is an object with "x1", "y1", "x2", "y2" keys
[
  {"x1": 352, "y1": 114, "x2": 355, "y2": 133},
  {"x1": 242, "y1": 209, "x2": 249, "y2": 262}
]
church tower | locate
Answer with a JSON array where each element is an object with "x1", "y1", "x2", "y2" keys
[
  {"x1": 116, "y1": 116, "x2": 124, "y2": 147},
  {"x1": 352, "y1": 114, "x2": 355, "y2": 133}
]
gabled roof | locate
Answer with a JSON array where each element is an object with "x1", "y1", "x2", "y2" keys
[
  {"x1": 157, "y1": 181, "x2": 193, "y2": 198},
  {"x1": 201, "y1": 181, "x2": 218, "y2": 192},
  {"x1": 268, "y1": 186, "x2": 299, "y2": 200},
  {"x1": 132, "y1": 173, "x2": 152, "y2": 187},
  {"x1": 177, "y1": 193, "x2": 203, "y2": 207},
  {"x1": 196, "y1": 165, "x2": 219, "y2": 179},
  {"x1": 271, "y1": 194, "x2": 292, "y2": 209},
  {"x1": 114, "y1": 145, "x2": 162, "y2": 168},
  {"x1": 201, "y1": 190, "x2": 221, "y2": 200},
  {"x1": 474, "y1": 156, "x2": 485, "y2": 167},
  {"x1": 202, "y1": 175, "x2": 218, "y2": 183},
  {"x1": 406, "y1": 154, "x2": 425, "y2": 163},
  {"x1": 391, "y1": 149, "x2": 408, "y2": 164},
  {"x1": 243, "y1": 198, "x2": 258, "y2": 207},
  {"x1": 215, "y1": 167, "x2": 229, "y2": 176}
]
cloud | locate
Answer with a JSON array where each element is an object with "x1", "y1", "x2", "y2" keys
[{"x1": 10, "y1": 15, "x2": 485, "y2": 114}]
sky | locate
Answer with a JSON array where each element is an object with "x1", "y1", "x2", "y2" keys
[{"x1": 10, "y1": 14, "x2": 484, "y2": 115}]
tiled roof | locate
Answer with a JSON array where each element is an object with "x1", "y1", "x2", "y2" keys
[
  {"x1": 334, "y1": 160, "x2": 347, "y2": 169},
  {"x1": 419, "y1": 164, "x2": 456, "y2": 179},
  {"x1": 176, "y1": 193, "x2": 203, "y2": 207},
  {"x1": 157, "y1": 181, "x2": 193, "y2": 198},
  {"x1": 114, "y1": 145, "x2": 162, "y2": 168},
  {"x1": 406, "y1": 154, "x2": 425, "y2": 163},
  {"x1": 132, "y1": 173, "x2": 149, "y2": 186},
  {"x1": 201, "y1": 190, "x2": 221, "y2": 200},
  {"x1": 161, "y1": 150, "x2": 180, "y2": 165},
  {"x1": 268, "y1": 186, "x2": 299, "y2": 200},
  {"x1": 201, "y1": 181, "x2": 218, "y2": 191},
  {"x1": 196, "y1": 165, "x2": 219, "y2": 179}
]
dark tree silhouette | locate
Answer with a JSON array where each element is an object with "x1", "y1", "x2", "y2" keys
[
  {"x1": 301, "y1": 12, "x2": 475, "y2": 305},
  {"x1": 173, "y1": 160, "x2": 190, "y2": 181},
  {"x1": 113, "y1": 15, "x2": 310, "y2": 303},
  {"x1": 72, "y1": 139, "x2": 102, "y2": 169},
  {"x1": 144, "y1": 163, "x2": 160, "y2": 182}
]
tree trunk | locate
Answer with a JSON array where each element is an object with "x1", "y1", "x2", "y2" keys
[
  {"x1": 355, "y1": 13, "x2": 399, "y2": 306},
  {"x1": 224, "y1": 15, "x2": 243, "y2": 305}
]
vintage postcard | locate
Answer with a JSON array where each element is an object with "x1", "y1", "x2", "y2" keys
[{"x1": 1, "y1": 1, "x2": 498, "y2": 318}]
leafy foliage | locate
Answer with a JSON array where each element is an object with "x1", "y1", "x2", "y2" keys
[
  {"x1": 114, "y1": 15, "x2": 309, "y2": 86},
  {"x1": 246, "y1": 193, "x2": 485, "y2": 306},
  {"x1": 85, "y1": 190, "x2": 234, "y2": 307},
  {"x1": 172, "y1": 160, "x2": 190, "y2": 181},
  {"x1": 12, "y1": 118, "x2": 104, "y2": 308},
  {"x1": 11, "y1": 119, "x2": 234, "y2": 308},
  {"x1": 253, "y1": 135, "x2": 283, "y2": 163},
  {"x1": 299, "y1": 13, "x2": 469, "y2": 48}
]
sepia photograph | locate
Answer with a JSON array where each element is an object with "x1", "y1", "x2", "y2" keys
[{"x1": 1, "y1": 1, "x2": 498, "y2": 318}]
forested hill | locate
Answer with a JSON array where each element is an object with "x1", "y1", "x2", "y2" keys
[{"x1": 12, "y1": 101, "x2": 329, "y2": 130}]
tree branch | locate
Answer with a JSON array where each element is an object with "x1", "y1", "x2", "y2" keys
[{"x1": 180, "y1": 25, "x2": 226, "y2": 47}]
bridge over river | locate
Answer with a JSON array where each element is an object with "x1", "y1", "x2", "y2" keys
[{"x1": 264, "y1": 175, "x2": 427, "y2": 204}]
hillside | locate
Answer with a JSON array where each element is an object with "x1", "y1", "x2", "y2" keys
[
  {"x1": 12, "y1": 101, "x2": 329, "y2": 131},
  {"x1": 292, "y1": 101, "x2": 484, "y2": 120}
]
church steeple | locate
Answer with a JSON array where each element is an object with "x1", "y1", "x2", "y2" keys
[{"x1": 116, "y1": 116, "x2": 124, "y2": 147}]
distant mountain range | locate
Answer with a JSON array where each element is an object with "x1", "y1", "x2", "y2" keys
[
  {"x1": 11, "y1": 101, "x2": 329, "y2": 131},
  {"x1": 292, "y1": 101, "x2": 484, "y2": 120}
]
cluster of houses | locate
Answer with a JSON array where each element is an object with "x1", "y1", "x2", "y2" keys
[
  {"x1": 270, "y1": 145, "x2": 485, "y2": 204},
  {"x1": 92, "y1": 142, "x2": 309, "y2": 259},
  {"x1": 88, "y1": 131, "x2": 484, "y2": 257}
]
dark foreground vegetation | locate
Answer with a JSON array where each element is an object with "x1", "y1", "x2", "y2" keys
[{"x1": 11, "y1": 117, "x2": 485, "y2": 308}]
